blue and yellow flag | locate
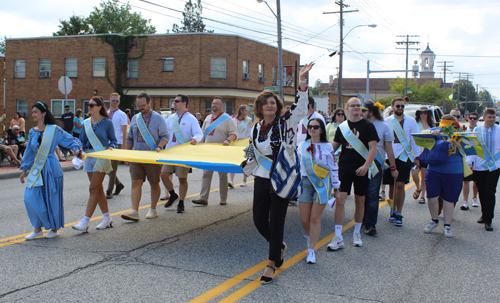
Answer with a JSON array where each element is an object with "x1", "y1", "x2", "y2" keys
[{"x1": 411, "y1": 132, "x2": 484, "y2": 158}]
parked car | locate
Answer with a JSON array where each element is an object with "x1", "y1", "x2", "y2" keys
[
  {"x1": 382, "y1": 104, "x2": 444, "y2": 124},
  {"x1": 160, "y1": 108, "x2": 172, "y2": 120},
  {"x1": 479, "y1": 116, "x2": 484, "y2": 122}
]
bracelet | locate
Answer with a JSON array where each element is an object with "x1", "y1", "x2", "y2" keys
[
  {"x1": 156, "y1": 145, "x2": 162, "y2": 149},
  {"x1": 299, "y1": 80, "x2": 306, "y2": 84},
  {"x1": 225, "y1": 139, "x2": 230, "y2": 142},
  {"x1": 390, "y1": 166, "x2": 397, "y2": 171}
]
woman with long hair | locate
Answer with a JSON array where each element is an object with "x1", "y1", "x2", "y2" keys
[
  {"x1": 412, "y1": 106, "x2": 435, "y2": 204},
  {"x1": 72, "y1": 96, "x2": 118, "y2": 232},
  {"x1": 244, "y1": 63, "x2": 314, "y2": 284},
  {"x1": 325, "y1": 108, "x2": 345, "y2": 143},
  {"x1": 10, "y1": 111, "x2": 26, "y2": 136},
  {"x1": 20, "y1": 102, "x2": 82, "y2": 240},
  {"x1": 229, "y1": 104, "x2": 252, "y2": 188},
  {"x1": 297, "y1": 118, "x2": 340, "y2": 264},
  {"x1": 73, "y1": 109, "x2": 84, "y2": 141}
]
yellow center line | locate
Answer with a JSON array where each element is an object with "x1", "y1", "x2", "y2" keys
[
  {"x1": 0, "y1": 180, "x2": 255, "y2": 246},
  {"x1": 190, "y1": 182, "x2": 416, "y2": 303}
]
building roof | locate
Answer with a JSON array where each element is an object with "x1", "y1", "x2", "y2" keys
[{"x1": 422, "y1": 43, "x2": 434, "y2": 54}]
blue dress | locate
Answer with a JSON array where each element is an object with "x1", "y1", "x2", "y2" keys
[{"x1": 20, "y1": 126, "x2": 82, "y2": 230}]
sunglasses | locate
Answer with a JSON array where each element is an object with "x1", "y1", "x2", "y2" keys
[
  {"x1": 394, "y1": 105, "x2": 405, "y2": 109},
  {"x1": 453, "y1": 115, "x2": 461, "y2": 118},
  {"x1": 469, "y1": 117, "x2": 478, "y2": 120},
  {"x1": 111, "y1": 99, "x2": 120, "y2": 102},
  {"x1": 87, "y1": 103, "x2": 98, "y2": 108},
  {"x1": 362, "y1": 109, "x2": 368, "y2": 113},
  {"x1": 170, "y1": 108, "x2": 175, "y2": 111},
  {"x1": 308, "y1": 125, "x2": 321, "y2": 130},
  {"x1": 336, "y1": 112, "x2": 345, "y2": 116},
  {"x1": 174, "y1": 99, "x2": 184, "y2": 103},
  {"x1": 349, "y1": 104, "x2": 361, "y2": 108}
]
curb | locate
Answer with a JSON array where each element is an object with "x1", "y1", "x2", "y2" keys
[{"x1": 0, "y1": 165, "x2": 77, "y2": 180}]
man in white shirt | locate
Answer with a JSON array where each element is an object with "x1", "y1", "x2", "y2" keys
[
  {"x1": 383, "y1": 97, "x2": 420, "y2": 227},
  {"x1": 106, "y1": 92, "x2": 128, "y2": 199},
  {"x1": 294, "y1": 96, "x2": 325, "y2": 146},
  {"x1": 460, "y1": 111, "x2": 479, "y2": 210},
  {"x1": 161, "y1": 94, "x2": 203, "y2": 213},
  {"x1": 471, "y1": 108, "x2": 500, "y2": 231}
]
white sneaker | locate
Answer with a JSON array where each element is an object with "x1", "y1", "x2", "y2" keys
[
  {"x1": 25, "y1": 231, "x2": 44, "y2": 240},
  {"x1": 327, "y1": 235, "x2": 344, "y2": 251},
  {"x1": 379, "y1": 191, "x2": 386, "y2": 201},
  {"x1": 472, "y1": 198, "x2": 479, "y2": 207},
  {"x1": 240, "y1": 182, "x2": 247, "y2": 187},
  {"x1": 72, "y1": 220, "x2": 89, "y2": 232},
  {"x1": 96, "y1": 217, "x2": 113, "y2": 230},
  {"x1": 353, "y1": 232, "x2": 363, "y2": 247},
  {"x1": 145, "y1": 209, "x2": 157, "y2": 219},
  {"x1": 45, "y1": 230, "x2": 59, "y2": 239},
  {"x1": 444, "y1": 226, "x2": 452, "y2": 238},
  {"x1": 228, "y1": 181, "x2": 234, "y2": 189},
  {"x1": 424, "y1": 220, "x2": 439, "y2": 233},
  {"x1": 306, "y1": 249, "x2": 316, "y2": 264}
]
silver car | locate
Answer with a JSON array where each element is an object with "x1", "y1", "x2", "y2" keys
[{"x1": 382, "y1": 104, "x2": 444, "y2": 124}]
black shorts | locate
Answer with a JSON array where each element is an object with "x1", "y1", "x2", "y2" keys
[
  {"x1": 383, "y1": 158, "x2": 413, "y2": 184},
  {"x1": 420, "y1": 162, "x2": 428, "y2": 169},
  {"x1": 339, "y1": 169, "x2": 369, "y2": 196},
  {"x1": 463, "y1": 173, "x2": 474, "y2": 182}
]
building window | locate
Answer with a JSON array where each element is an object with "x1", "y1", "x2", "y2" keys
[
  {"x1": 243, "y1": 61, "x2": 249, "y2": 74},
  {"x1": 272, "y1": 67, "x2": 277, "y2": 85},
  {"x1": 128, "y1": 59, "x2": 138, "y2": 78},
  {"x1": 17, "y1": 99, "x2": 28, "y2": 118},
  {"x1": 163, "y1": 58, "x2": 174, "y2": 72},
  {"x1": 66, "y1": 58, "x2": 77, "y2": 78},
  {"x1": 211, "y1": 57, "x2": 226, "y2": 78},
  {"x1": 51, "y1": 99, "x2": 75, "y2": 118},
  {"x1": 15, "y1": 60, "x2": 25, "y2": 78},
  {"x1": 82, "y1": 100, "x2": 110, "y2": 116},
  {"x1": 248, "y1": 103, "x2": 255, "y2": 121},
  {"x1": 224, "y1": 101, "x2": 233, "y2": 116},
  {"x1": 258, "y1": 64, "x2": 264, "y2": 77},
  {"x1": 93, "y1": 57, "x2": 105, "y2": 77},
  {"x1": 40, "y1": 59, "x2": 51, "y2": 74}
]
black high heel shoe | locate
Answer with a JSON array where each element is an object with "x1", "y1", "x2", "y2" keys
[
  {"x1": 260, "y1": 265, "x2": 275, "y2": 285},
  {"x1": 275, "y1": 242, "x2": 287, "y2": 268}
]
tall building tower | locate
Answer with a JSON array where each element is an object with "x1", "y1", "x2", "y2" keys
[{"x1": 419, "y1": 43, "x2": 435, "y2": 78}]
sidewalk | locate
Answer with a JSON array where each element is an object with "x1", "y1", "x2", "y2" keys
[{"x1": 0, "y1": 160, "x2": 76, "y2": 180}]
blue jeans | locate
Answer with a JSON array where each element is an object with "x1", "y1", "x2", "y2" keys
[{"x1": 364, "y1": 161, "x2": 383, "y2": 228}]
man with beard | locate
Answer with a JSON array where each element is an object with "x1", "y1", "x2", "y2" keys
[{"x1": 383, "y1": 98, "x2": 420, "y2": 227}]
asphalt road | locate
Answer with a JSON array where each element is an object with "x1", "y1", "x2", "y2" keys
[{"x1": 1, "y1": 165, "x2": 500, "y2": 302}]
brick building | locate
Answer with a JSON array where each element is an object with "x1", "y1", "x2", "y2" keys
[
  {"x1": 4, "y1": 33, "x2": 300, "y2": 130},
  {"x1": 1, "y1": 54, "x2": 5, "y2": 130}
]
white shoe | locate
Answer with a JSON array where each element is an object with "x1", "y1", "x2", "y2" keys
[
  {"x1": 228, "y1": 181, "x2": 234, "y2": 189},
  {"x1": 96, "y1": 217, "x2": 113, "y2": 230},
  {"x1": 444, "y1": 226, "x2": 452, "y2": 238},
  {"x1": 240, "y1": 182, "x2": 247, "y2": 187},
  {"x1": 25, "y1": 231, "x2": 44, "y2": 240},
  {"x1": 353, "y1": 232, "x2": 363, "y2": 247},
  {"x1": 327, "y1": 235, "x2": 344, "y2": 251},
  {"x1": 306, "y1": 249, "x2": 316, "y2": 264},
  {"x1": 45, "y1": 230, "x2": 59, "y2": 239},
  {"x1": 304, "y1": 234, "x2": 310, "y2": 248},
  {"x1": 72, "y1": 220, "x2": 89, "y2": 232},
  {"x1": 472, "y1": 198, "x2": 479, "y2": 207},
  {"x1": 145, "y1": 209, "x2": 157, "y2": 219},
  {"x1": 424, "y1": 220, "x2": 439, "y2": 233}
]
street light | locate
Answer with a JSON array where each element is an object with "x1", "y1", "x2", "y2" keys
[
  {"x1": 337, "y1": 24, "x2": 376, "y2": 108},
  {"x1": 257, "y1": 0, "x2": 284, "y2": 101}
]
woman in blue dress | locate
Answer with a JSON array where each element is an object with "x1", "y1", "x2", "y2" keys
[
  {"x1": 72, "y1": 96, "x2": 117, "y2": 232},
  {"x1": 20, "y1": 102, "x2": 82, "y2": 240}
]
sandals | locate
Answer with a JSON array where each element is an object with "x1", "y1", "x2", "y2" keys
[
  {"x1": 275, "y1": 242, "x2": 287, "y2": 268},
  {"x1": 413, "y1": 189, "x2": 422, "y2": 199},
  {"x1": 418, "y1": 197, "x2": 426, "y2": 204},
  {"x1": 260, "y1": 265, "x2": 276, "y2": 285}
]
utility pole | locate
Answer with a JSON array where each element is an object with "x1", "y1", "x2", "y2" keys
[
  {"x1": 462, "y1": 72, "x2": 474, "y2": 114},
  {"x1": 457, "y1": 72, "x2": 461, "y2": 112},
  {"x1": 324, "y1": 1, "x2": 358, "y2": 109},
  {"x1": 437, "y1": 61, "x2": 454, "y2": 85},
  {"x1": 396, "y1": 35, "x2": 419, "y2": 97}
]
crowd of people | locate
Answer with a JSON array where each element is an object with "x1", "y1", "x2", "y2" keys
[{"x1": 12, "y1": 62, "x2": 500, "y2": 285}]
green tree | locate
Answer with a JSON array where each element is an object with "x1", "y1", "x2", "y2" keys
[
  {"x1": 309, "y1": 78, "x2": 321, "y2": 95},
  {"x1": 53, "y1": 0, "x2": 156, "y2": 36},
  {"x1": 388, "y1": 77, "x2": 419, "y2": 101},
  {"x1": 452, "y1": 80, "x2": 478, "y2": 114},
  {"x1": 414, "y1": 81, "x2": 452, "y2": 105},
  {"x1": 0, "y1": 36, "x2": 6, "y2": 53},
  {"x1": 172, "y1": 0, "x2": 213, "y2": 33}
]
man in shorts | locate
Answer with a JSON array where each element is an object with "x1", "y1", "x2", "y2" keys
[
  {"x1": 383, "y1": 98, "x2": 420, "y2": 227},
  {"x1": 121, "y1": 93, "x2": 168, "y2": 221},
  {"x1": 327, "y1": 97, "x2": 379, "y2": 250},
  {"x1": 460, "y1": 111, "x2": 479, "y2": 210},
  {"x1": 161, "y1": 94, "x2": 203, "y2": 213}
]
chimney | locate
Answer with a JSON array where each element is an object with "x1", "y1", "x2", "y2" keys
[{"x1": 329, "y1": 75, "x2": 333, "y2": 85}]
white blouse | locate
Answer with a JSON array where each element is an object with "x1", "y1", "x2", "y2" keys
[{"x1": 297, "y1": 141, "x2": 341, "y2": 189}]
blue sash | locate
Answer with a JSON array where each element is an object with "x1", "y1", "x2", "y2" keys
[
  {"x1": 204, "y1": 113, "x2": 231, "y2": 138},
  {"x1": 389, "y1": 116, "x2": 414, "y2": 162},
  {"x1": 338, "y1": 121, "x2": 378, "y2": 178},
  {"x1": 237, "y1": 117, "x2": 251, "y2": 135},
  {"x1": 375, "y1": 149, "x2": 389, "y2": 170},
  {"x1": 25, "y1": 125, "x2": 56, "y2": 188},
  {"x1": 84, "y1": 119, "x2": 113, "y2": 174},
  {"x1": 136, "y1": 113, "x2": 156, "y2": 151},
  {"x1": 301, "y1": 117, "x2": 308, "y2": 129},
  {"x1": 172, "y1": 114, "x2": 186, "y2": 144},
  {"x1": 300, "y1": 141, "x2": 331, "y2": 204},
  {"x1": 251, "y1": 125, "x2": 273, "y2": 173},
  {"x1": 417, "y1": 121, "x2": 423, "y2": 132},
  {"x1": 476, "y1": 126, "x2": 500, "y2": 171}
]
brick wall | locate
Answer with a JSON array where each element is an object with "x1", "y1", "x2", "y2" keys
[{"x1": 0, "y1": 56, "x2": 4, "y2": 130}]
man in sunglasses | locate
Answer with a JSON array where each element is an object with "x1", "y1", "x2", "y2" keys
[
  {"x1": 105, "y1": 92, "x2": 128, "y2": 199},
  {"x1": 461, "y1": 112, "x2": 479, "y2": 210},
  {"x1": 450, "y1": 108, "x2": 462, "y2": 122},
  {"x1": 294, "y1": 96, "x2": 325, "y2": 147},
  {"x1": 383, "y1": 97, "x2": 420, "y2": 227}
]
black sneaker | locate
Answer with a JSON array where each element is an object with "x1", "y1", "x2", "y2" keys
[
  {"x1": 177, "y1": 201, "x2": 185, "y2": 213},
  {"x1": 114, "y1": 183, "x2": 125, "y2": 195},
  {"x1": 165, "y1": 192, "x2": 179, "y2": 208},
  {"x1": 364, "y1": 227, "x2": 377, "y2": 235},
  {"x1": 395, "y1": 214, "x2": 403, "y2": 227}
]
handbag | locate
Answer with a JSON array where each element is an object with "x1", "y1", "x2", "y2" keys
[
  {"x1": 313, "y1": 161, "x2": 330, "y2": 180},
  {"x1": 271, "y1": 119, "x2": 302, "y2": 199},
  {"x1": 419, "y1": 138, "x2": 450, "y2": 165}
]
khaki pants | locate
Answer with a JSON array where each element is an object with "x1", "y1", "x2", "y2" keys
[
  {"x1": 107, "y1": 144, "x2": 122, "y2": 193},
  {"x1": 200, "y1": 170, "x2": 228, "y2": 201}
]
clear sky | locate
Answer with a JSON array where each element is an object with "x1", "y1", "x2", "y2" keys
[{"x1": 1, "y1": 0, "x2": 499, "y2": 102}]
